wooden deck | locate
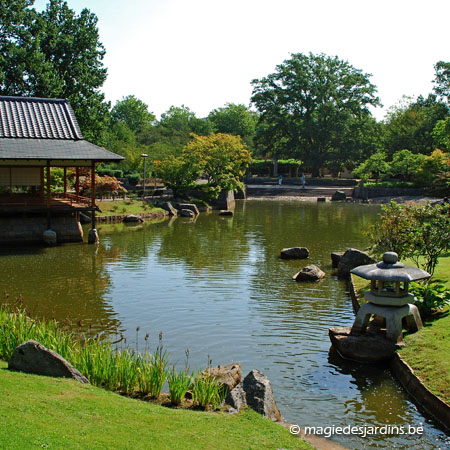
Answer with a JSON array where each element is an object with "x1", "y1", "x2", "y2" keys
[{"x1": 0, "y1": 194, "x2": 95, "y2": 213}]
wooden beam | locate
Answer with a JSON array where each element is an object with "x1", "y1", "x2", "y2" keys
[
  {"x1": 63, "y1": 167, "x2": 67, "y2": 197},
  {"x1": 46, "y1": 161, "x2": 51, "y2": 207},
  {"x1": 91, "y1": 161, "x2": 96, "y2": 208},
  {"x1": 40, "y1": 167, "x2": 45, "y2": 198},
  {"x1": 75, "y1": 167, "x2": 80, "y2": 201}
]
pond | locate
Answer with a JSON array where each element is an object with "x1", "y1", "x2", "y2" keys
[{"x1": 0, "y1": 200, "x2": 449, "y2": 449}]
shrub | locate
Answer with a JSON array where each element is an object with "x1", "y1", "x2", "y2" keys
[
  {"x1": 126, "y1": 173, "x2": 142, "y2": 186},
  {"x1": 410, "y1": 282, "x2": 450, "y2": 318},
  {"x1": 368, "y1": 201, "x2": 450, "y2": 277}
]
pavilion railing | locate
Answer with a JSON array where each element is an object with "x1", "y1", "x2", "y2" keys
[{"x1": 54, "y1": 193, "x2": 91, "y2": 206}]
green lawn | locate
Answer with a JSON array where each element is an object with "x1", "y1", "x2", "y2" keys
[
  {"x1": 399, "y1": 309, "x2": 450, "y2": 404},
  {"x1": 433, "y1": 255, "x2": 450, "y2": 287},
  {"x1": 96, "y1": 199, "x2": 163, "y2": 217},
  {"x1": 0, "y1": 361, "x2": 313, "y2": 450}
]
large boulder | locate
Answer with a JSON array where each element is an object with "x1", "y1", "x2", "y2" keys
[
  {"x1": 329, "y1": 327, "x2": 400, "y2": 363},
  {"x1": 225, "y1": 381, "x2": 246, "y2": 413},
  {"x1": 243, "y1": 369, "x2": 282, "y2": 421},
  {"x1": 293, "y1": 265, "x2": 325, "y2": 282},
  {"x1": 205, "y1": 362, "x2": 241, "y2": 391},
  {"x1": 9, "y1": 340, "x2": 89, "y2": 384},
  {"x1": 161, "y1": 202, "x2": 177, "y2": 216},
  {"x1": 337, "y1": 248, "x2": 374, "y2": 277},
  {"x1": 176, "y1": 203, "x2": 199, "y2": 215},
  {"x1": 331, "y1": 251, "x2": 344, "y2": 268},
  {"x1": 280, "y1": 247, "x2": 309, "y2": 260}
]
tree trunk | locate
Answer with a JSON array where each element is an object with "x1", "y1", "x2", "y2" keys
[{"x1": 273, "y1": 156, "x2": 278, "y2": 177}]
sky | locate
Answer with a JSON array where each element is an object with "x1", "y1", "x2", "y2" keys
[{"x1": 33, "y1": 0, "x2": 450, "y2": 121}]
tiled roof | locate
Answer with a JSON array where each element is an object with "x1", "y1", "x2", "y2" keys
[
  {"x1": 0, "y1": 96, "x2": 83, "y2": 140},
  {"x1": 0, "y1": 138, "x2": 124, "y2": 162},
  {"x1": 0, "y1": 96, "x2": 124, "y2": 162}
]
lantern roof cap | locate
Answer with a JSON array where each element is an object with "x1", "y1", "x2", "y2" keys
[{"x1": 350, "y1": 252, "x2": 431, "y2": 282}]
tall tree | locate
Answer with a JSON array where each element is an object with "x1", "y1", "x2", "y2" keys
[
  {"x1": 0, "y1": 0, "x2": 109, "y2": 144},
  {"x1": 382, "y1": 95, "x2": 448, "y2": 157},
  {"x1": 208, "y1": 103, "x2": 258, "y2": 150},
  {"x1": 251, "y1": 52, "x2": 380, "y2": 176},
  {"x1": 434, "y1": 61, "x2": 450, "y2": 104},
  {"x1": 111, "y1": 95, "x2": 155, "y2": 133}
]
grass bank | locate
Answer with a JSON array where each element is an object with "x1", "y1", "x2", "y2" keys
[
  {"x1": 0, "y1": 361, "x2": 312, "y2": 450},
  {"x1": 96, "y1": 199, "x2": 163, "y2": 216}
]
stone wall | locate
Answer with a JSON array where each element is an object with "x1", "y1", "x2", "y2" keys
[
  {"x1": 352, "y1": 186, "x2": 425, "y2": 199},
  {"x1": 0, "y1": 214, "x2": 83, "y2": 245}
]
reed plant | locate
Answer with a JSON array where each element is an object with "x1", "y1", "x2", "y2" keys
[
  {"x1": 0, "y1": 302, "x2": 227, "y2": 409},
  {"x1": 167, "y1": 367, "x2": 193, "y2": 405},
  {"x1": 0, "y1": 304, "x2": 166, "y2": 397},
  {"x1": 136, "y1": 349, "x2": 168, "y2": 398},
  {"x1": 192, "y1": 371, "x2": 227, "y2": 410}
]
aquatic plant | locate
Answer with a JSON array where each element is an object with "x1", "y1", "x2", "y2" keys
[{"x1": 167, "y1": 367, "x2": 193, "y2": 405}]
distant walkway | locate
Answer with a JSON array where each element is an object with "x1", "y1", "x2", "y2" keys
[{"x1": 246, "y1": 184, "x2": 354, "y2": 198}]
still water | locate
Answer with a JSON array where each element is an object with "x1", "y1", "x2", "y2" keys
[{"x1": 0, "y1": 200, "x2": 449, "y2": 449}]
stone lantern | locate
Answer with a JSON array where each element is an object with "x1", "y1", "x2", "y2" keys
[{"x1": 350, "y1": 251, "x2": 430, "y2": 343}]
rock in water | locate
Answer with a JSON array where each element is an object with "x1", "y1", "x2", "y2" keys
[
  {"x1": 161, "y1": 202, "x2": 177, "y2": 216},
  {"x1": 331, "y1": 190, "x2": 346, "y2": 201},
  {"x1": 331, "y1": 251, "x2": 344, "y2": 268},
  {"x1": 43, "y1": 229, "x2": 57, "y2": 246},
  {"x1": 337, "y1": 248, "x2": 374, "y2": 277},
  {"x1": 280, "y1": 247, "x2": 309, "y2": 259},
  {"x1": 293, "y1": 265, "x2": 325, "y2": 281},
  {"x1": 243, "y1": 369, "x2": 282, "y2": 421},
  {"x1": 205, "y1": 363, "x2": 241, "y2": 391},
  {"x1": 176, "y1": 203, "x2": 200, "y2": 215},
  {"x1": 179, "y1": 209, "x2": 195, "y2": 218},
  {"x1": 123, "y1": 214, "x2": 144, "y2": 223},
  {"x1": 9, "y1": 340, "x2": 89, "y2": 384}
]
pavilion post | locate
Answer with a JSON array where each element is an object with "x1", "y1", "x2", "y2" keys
[
  {"x1": 46, "y1": 161, "x2": 51, "y2": 229},
  {"x1": 75, "y1": 167, "x2": 80, "y2": 201},
  {"x1": 46, "y1": 161, "x2": 51, "y2": 207},
  {"x1": 63, "y1": 167, "x2": 67, "y2": 197},
  {"x1": 88, "y1": 161, "x2": 99, "y2": 244},
  {"x1": 40, "y1": 167, "x2": 45, "y2": 198},
  {"x1": 91, "y1": 161, "x2": 96, "y2": 209}
]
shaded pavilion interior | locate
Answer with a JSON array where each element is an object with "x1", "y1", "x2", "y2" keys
[{"x1": 0, "y1": 96, "x2": 123, "y2": 240}]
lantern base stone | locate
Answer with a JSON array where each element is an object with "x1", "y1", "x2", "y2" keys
[
  {"x1": 351, "y1": 302, "x2": 422, "y2": 343},
  {"x1": 329, "y1": 326, "x2": 403, "y2": 363}
]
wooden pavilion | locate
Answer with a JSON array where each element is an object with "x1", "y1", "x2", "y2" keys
[{"x1": 0, "y1": 95, "x2": 124, "y2": 244}]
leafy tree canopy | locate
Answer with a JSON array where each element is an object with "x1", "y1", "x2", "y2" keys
[
  {"x1": 382, "y1": 95, "x2": 448, "y2": 157},
  {"x1": 183, "y1": 133, "x2": 252, "y2": 192},
  {"x1": 208, "y1": 103, "x2": 258, "y2": 150},
  {"x1": 434, "y1": 61, "x2": 450, "y2": 104},
  {"x1": 0, "y1": 0, "x2": 109, "y2": 144},
  {"x1": 251, "y1": 52, "x2": 380, "y2": 176},
  {"x1": 111, "y1": 95, "x2": 156, "y2": 133}
]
